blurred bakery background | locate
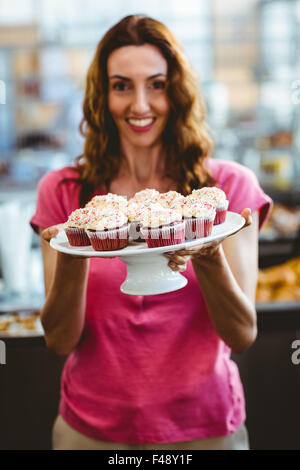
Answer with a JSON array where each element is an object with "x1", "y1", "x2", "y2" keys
[{"x1": 1, "y1": 0, "x2": 300, "y2": 450}]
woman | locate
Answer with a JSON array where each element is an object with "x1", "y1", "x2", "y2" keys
[{"x1": 30, "y1": 15, "x2": 272, "y2": 450}]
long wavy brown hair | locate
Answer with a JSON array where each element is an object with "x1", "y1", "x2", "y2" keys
[{"x1": 62, "y1": 14, "x2": 215, "y2": 206}]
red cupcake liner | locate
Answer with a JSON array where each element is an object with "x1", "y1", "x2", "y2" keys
[
  {"x1": 214, "y1": 209, "x2": 227, "y2": 225},
  {"x1": 140, "y1": 221, "x2": 185, "y2": 248},
  {"x1": 86, "y1": 225, "x2": 129, "y2": 251},
  {"x1": 65, "y1": 227, "x2": 91, "y2": 246},
  {"x1": 184, "y1": 217, "x2": 214, "y2": 240},
  {"x1": 129, "y1": 221, "x2": 145, "y2": 242}
]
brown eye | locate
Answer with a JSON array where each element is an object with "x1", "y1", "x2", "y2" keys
[
  {"x1": 112, "y1": 82, "x2": 127, "y2": 91},
  {"x1": 151, "y1": 81, "x2": 166, "y2": 90}
]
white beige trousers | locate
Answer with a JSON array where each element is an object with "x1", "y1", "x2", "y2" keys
[{"x1": 52, "y1": 415, "x2": 250, "y2": 450}]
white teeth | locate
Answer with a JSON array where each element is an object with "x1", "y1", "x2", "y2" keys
[{"x1": 128, "y1": 118, "x2": 154, "y2": 127}]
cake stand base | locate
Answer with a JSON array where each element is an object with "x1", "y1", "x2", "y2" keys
[{"x1": 119, "y1": 251, "x2": 187, "y2": 295}]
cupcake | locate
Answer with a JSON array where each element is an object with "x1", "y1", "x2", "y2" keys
[
  {"x1": 158, "y1": 191, "x2": 185, "y2": 209},
  {"x1": 191, "y1": 187, "x2": 228, "y2": 225},
  {"x1": 130, "y1": 188, "x2": 160, "y2": 204},
  {"x1": 86, "y1": 210, "x2": 129, "y2": 251},
  {"x1": 126, "y1": 200, "x2": 153, "y2": 242},
  {"x1": 140, "y1": 206, "x2": 185, "y2": 248},
  {"x1": 85, "y1": 193, "x2": 128, "y2": 213},
  {"x1": 169, "y1": 195, "x2": 188, "y2": 213},
  {"x1": 64, "y1": 208, "x2": 100, "y2": 246},
  {"x1": 183, "y1": 198, "x2": 216, "y2": 240}
]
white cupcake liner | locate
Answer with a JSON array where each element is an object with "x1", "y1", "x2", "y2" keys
[
  {"x1": 86, "y1": 224, "x2": 129, "y2": 240},
  {"x1": 184, "y1": 216, "x2": 214, "y2": 240},
  {"x1": 86, "y1": 225, "x2": 129, "y2": 251},
  {"x1": 64, "y1": 227, "x2": 91, "y2": 246},
  {"x1": 140, "y1": 221, "x2": 185, "y2": 248}
]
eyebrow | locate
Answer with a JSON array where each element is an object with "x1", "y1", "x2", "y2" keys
[{"x1": 108, "y1": 73, "x2": 166, "y2": 81}]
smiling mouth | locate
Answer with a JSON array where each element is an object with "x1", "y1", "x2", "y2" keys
[{"x1": 126, "y1": 118, "x2": 156, "y2": 128}]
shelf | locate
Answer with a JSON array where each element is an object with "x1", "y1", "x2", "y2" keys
[
  {"x1": 259, "y1": 238, "x2": 297, "y2": 256},
  {"x1": 256, "y1": 301, "x2": 300, "y2": 331},
  {"x1": 256, "y1": 301, "x2": 300, "y2": 313}
]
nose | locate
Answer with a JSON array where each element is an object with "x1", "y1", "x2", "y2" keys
[{"x1": 130, "y1": 87, "x2": 150, "y2": 115}]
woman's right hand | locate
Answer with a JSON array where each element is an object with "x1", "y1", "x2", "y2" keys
[
  {"x1": 40, "y1": 224, "x2": 64, "y2": 243},
  {"x1": 40, "y1": 224, "x2": 90, "y2": 260},
  {"x1": 40, "y1": 224, "x2": 114, "y2": 260},
  {"x1": 39, "y1": 223, "x2": 90, "y2": 356}
]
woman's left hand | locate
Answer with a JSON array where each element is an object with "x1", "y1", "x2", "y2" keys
[{"x1": 164, "y1": 208, "x2": 252, "y2": 272}]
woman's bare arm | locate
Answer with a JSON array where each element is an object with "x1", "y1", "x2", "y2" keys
[
  {"x1": 165, "y1": 209, "x2": 259, "y2": 354},
  {"x1": 191, "y1": 211, "x2": 259, "y2": 354},
  {"x1": 39, "y1": 226, "x2": 90, "y2": 356},
  {"x1": 221, "y1": 211, "x2": 259, "y2": 304}
]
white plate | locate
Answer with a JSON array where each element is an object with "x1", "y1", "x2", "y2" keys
[
  {"x1": 50, "y1": 211, "x2": 245, "y2": 296},
  {"x1": 50, "y1": 212, "x2": 245, "y2": 257}
]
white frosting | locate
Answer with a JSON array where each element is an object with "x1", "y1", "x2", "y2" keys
[
  {"x1": 127, "y1": 201, "x2": 164, "y2": 221},
  {"x1": 170, "y1": 197, "x2": 187, "y2": 214},
  {"x1": 86, "y1": 211, "x2": 128, "y2": 231},
  {"x1": 64, "y1": 208, "x2": 100, "y2": 229},
  {"x1": 191, "y1": 187, "x2": 227, "y2": 209},
  {"x1": 182, "y1": 199, "x2": 216, "y2": 219},
  {"x1": 140, "y1": 206, "x2": 182, "y2": 228},
  {"x1": 86, "y1": 193, "x2": 128, "y2": 211},
  {"x1": 158, "y1": 191, "x2": 185, "y2": 208},
  {"x1": 131, "y1": 188, "x2": 160, "y2": 204}
]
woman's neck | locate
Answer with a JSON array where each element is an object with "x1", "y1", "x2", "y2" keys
[{"x1": 118, "y1": 141, "x2": 167, "y2": 188}]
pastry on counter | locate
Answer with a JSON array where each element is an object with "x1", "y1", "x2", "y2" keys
[
  {"x1": 0, "y1": 311, "x2": 43, "y2": 336},
  {"x1": 260, "y1": 203, "x2": 300, "y2": 239},
  {"x1": 256, "y1": 257, "x2": 300, "y2": 302}
]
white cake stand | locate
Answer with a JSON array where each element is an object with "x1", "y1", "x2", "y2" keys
[{"x1": 50, "y1": 212, "x2": 245, "y2": 295}]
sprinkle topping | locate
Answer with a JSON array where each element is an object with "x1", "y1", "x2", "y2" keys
[
  {"x1": 86, "y1": 210, "x2": 128, "y2": 231},
  {"x1": 191, "y1": 187, "x2": 227, "y2": 208},
  {"x1": 158, "y1": 191, "x2": 185, "y2": 208},
  {"x1": 64, "y1": 208, "x2": 101, "y2": 229},
  {"x1": 140, "y1": 205, "x2": 182, "y2": 228},
  {"x1": 131, "y1": 188, "x2": 160, "y2": 204},
  {"x1": 86, "y1": 193, "x2": 128, "y2": 211},
  {"x1": 183, "y1": 198, "x2": 216, "y2": 219}
]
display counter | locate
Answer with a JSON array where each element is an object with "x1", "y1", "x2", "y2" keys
[
  {"x1": 0, "y1": 300, "x2": 300, "y2": 450},
  {"x1": 232, "y1": 300, "x2": 300, "y2": 450},
  {"x1": 0, "y1": 335, "x2": 65, "y2": 450}
]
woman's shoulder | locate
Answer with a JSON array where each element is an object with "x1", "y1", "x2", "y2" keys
[
  {"x1": 39, "y1": 165, "x2": 79, "y2": 184},
  {"x1": 31, "y1": 166, "x2": 81, "y2": 232},
  {"x1": 205, "y1": 158, "x2": 256, "y2": 185},
  {"x1": 38, "y1": 165, "x2": 80, "y2": 191},
  {"x1": 205, "y1": 158, "x2": 273, "y2": 228}
]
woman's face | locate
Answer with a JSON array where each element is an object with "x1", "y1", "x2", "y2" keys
[{"x1": 107, "y1": 44, "x2": 170, "y2": 150}]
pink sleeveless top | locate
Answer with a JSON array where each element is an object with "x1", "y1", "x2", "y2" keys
[{"x1": 30, "y1": 158, "x2": 272, "y2": 444}]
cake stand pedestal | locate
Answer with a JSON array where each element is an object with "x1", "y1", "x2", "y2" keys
[{"x1": 119, "y1": 250, "x2": 187, "y2": 295}]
